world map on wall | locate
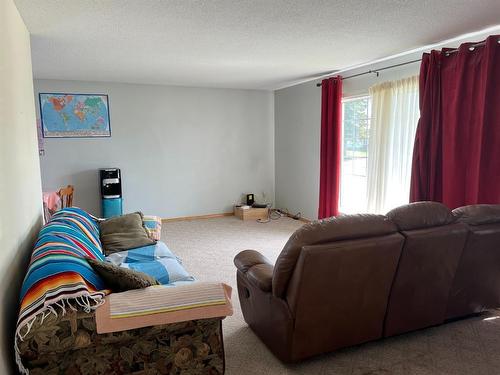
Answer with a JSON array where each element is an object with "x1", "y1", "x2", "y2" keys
[{"x1": 39, "y1": 93, "x2": 111, "y2": 137}]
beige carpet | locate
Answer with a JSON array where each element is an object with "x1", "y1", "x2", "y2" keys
[{"x1": 162, "y1": 216, "x2": 500, "y2": 375}]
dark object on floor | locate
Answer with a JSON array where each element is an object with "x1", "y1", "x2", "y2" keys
[
  {"x1": 276, "y1": 208, "x2": 302, "y2": 221},
  {"x1": 234, "y1": 202, "x2": 500, "y2": 362}
]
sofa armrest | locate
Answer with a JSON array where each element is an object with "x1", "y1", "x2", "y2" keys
[
  {"x1": 247, "y1": 263, "x2": 273, "y2": 292},
  {"x1": 234, "y1": 250, "x2": 274, "y2": 292},
  {"x1": 234, "y1": 250, "x2": 273, "y2": 272}
]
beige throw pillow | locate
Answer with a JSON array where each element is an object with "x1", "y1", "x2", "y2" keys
[
  {"x1": 99, "y1": 212, "x2": 156, "y2": 255},
  {"x1": 87, "y1": 258, "x2": 160, "y2": 292}
]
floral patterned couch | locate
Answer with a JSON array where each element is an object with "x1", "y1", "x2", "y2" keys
[
  {"x1": 18, "y1": 310, "x2": 225, "y2": 374},
  {"x1": 16, "y1": 209, "x2": 227, "y2": 374}
]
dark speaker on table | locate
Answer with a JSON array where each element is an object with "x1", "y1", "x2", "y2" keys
[{"x1": 246, "y1": 193, "x2": 255, "y2": 206}]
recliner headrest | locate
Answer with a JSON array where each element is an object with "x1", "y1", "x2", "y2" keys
[
  {"x1": 453, "y1": 204, "x2": 500, "y2": 225},
  {"x1": 386, "y1": 201, "x2": 455, "y2": 231},
  {"x1": 302, "y1": 214, "x2": 397, "y2": 242}
]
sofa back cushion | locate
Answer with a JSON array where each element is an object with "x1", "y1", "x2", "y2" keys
[
  {"x1": 272, "y1": 214, "x2": 396, "y2": 297},
  {"x1": 452, "y1": 204, "x2": 500, "y2": 225},
  {"x1": 386, "y1": 201, "x2": 456, "y2": 230},
  {"x1": 384, "y1": 202, "x2": 468, "y2": 336},
  {"x1": 284, "y1": 232, "x2": 404, "y2": 360},
  {"x1": 446, "y1": 204, "x2": 500, "y2": 319}
]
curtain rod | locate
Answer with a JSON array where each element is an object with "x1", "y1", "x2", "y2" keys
[
  {"x1": 316, "y1": 59, "x2": 421, "y2": 87},
  {"x1": 444, "y1": 39, "x2": 488, "y2": 55},
  {"x1": 316, "y1": 38, "x2": 499, "y2": 87}
]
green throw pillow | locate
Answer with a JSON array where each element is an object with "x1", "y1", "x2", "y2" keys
[
  {"x1": 87, "y1": 258, "x2": 160, "y2": 292},
  {"x1": 99, "y1": 212, "x2": 156, "y2": 255}
]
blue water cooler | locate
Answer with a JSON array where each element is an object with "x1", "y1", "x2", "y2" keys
[{"x1": 100, "y1": 168, "x2": 123, "y2": 218}]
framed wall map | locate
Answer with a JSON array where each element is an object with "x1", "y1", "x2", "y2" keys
[{"x1": 39, "y1": 93, "x2": 111, "y2": 138}]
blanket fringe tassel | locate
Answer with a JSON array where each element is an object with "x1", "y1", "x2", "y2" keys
[{"x1": 15, "y1": 293, "x2": 105, "y2": 375}]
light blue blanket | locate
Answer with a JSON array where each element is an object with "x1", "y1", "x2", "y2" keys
[{"x1": 105, "y1": 241, "x2": 194, "y2": 285}]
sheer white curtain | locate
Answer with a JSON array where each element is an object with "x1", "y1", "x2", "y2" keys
[{"x1": 366, "y1": 76, "x2": 419, "y2": 214}]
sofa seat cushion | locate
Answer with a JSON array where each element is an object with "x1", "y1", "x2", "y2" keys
[
  {"x1": 87, "y1": 258, "x2": 160, "y2": 292},
  {"x1": 105, "y1": 241, "x2": 194, "y2": 285},
  {"x1": 99, "y1": 212, "x2": 156, "y2": 255}
]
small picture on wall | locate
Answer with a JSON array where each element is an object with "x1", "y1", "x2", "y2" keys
[{"x1": 39, "y1": 93, "x2": 111, "y2": 138}]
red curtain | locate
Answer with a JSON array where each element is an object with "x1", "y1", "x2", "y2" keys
[
  {"x1": 410, "y1": 35, "x2": 500, "y2": 208},
  {"x1": 318, "y1": 76, "x2": 342, "y2": 219}
]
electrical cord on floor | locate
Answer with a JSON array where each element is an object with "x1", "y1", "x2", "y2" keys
[
  {"x1": 257, "y1": 206, "x2": 277, "y2": 223},
  {"x1": 257, "y1": 207, "x2": 302, "y2": 223},
  {"x1": 276, "y1": 208, "x2": 302, "y2": 220}
]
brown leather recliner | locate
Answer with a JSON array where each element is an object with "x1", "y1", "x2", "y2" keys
[
  {"x1": 234, "y1": 202, "x2": 500, "y2": 363},
  {"x1": 235, "y1": 214, "x2": 405, "y2": 362}
]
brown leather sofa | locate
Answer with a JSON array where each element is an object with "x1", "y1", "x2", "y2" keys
[
  {"x1": 446, "y1": 204, "x2": 500, "y2": 319},
  {"x1": 234, "y1": 202, "x2": 500, "y2": 362},
  {"x1": 383, "y1": 203, "x2": 468, "y2": 336}
]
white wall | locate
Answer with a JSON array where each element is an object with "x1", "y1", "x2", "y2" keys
[
  {"x1": 0, "y1": 0, "x2": 43, "y2": 372},
  {"x1": 35, "y1": 80, "x2": 275, "y2": 218},
  {"x1": 274, "y1": 62, "x2": 419, "y2": 220}
]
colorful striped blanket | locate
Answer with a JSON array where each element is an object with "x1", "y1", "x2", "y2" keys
[{"x1": 15, "y1": 207, "x2": 109, "y2": 374}]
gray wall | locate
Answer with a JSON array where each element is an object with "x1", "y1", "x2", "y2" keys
[
  {"x1": 275, "y1": 82, "x2": 321, "y2": 221},
  {"x1": 0, "y1": 0, "x2": 43, "y2": 372},
  {"x1": 35, "y1": 80, "x2": 275, "y2": 218},
  {"x1": 274, "y1": 63, "x2": 420, "y2": 220}
]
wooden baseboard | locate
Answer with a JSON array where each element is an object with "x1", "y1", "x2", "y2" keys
[
  {"x1": 162, "y1": 212, "x2": 234, "y2": 222},
  {"x1": 161, "y1": 211, "x2": 312, "y2": 223}
]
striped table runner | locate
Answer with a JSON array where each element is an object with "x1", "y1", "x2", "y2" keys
[{"x1": 96, "y1": 282, "x2": 233, "y2": 333}]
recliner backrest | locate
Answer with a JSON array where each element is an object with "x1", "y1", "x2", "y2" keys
[
  {"x1": 272, "y1": 214, "x2": 397, "y2": 297},
  {"x1": 446, "y1": 204, "x2": 500, "y2": 319},
  {"x1": 384, "y1": 202, "x2": 468, "y2": 337},
  {"x1": 279, "y1": 215, "x2": 404, "y2": 360}
]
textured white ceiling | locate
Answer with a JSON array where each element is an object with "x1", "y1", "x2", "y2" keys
[{"x1": 15, "y1": 0, "x2": 500, "y2": 90}]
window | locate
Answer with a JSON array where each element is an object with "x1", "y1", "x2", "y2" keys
[
  {"x1": 340, "y1": 96, "x2": 371, "y2": 214},
  {"x1": 339, "y1": 77, "x2": 419, "y2": 215}
]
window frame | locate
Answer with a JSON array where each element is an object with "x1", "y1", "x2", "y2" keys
[{"x1": 339, "y1": 94, "x2": 372, "y2": 214}]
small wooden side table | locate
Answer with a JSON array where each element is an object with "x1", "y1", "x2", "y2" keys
[{"x1": 234, "y1": 206, "x2": 269, "y2": 221}]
